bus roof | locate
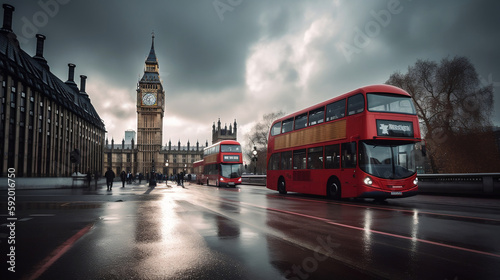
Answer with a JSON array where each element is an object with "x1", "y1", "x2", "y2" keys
[
  {"x1": 204, "y1": 140, "x2": 241, "y2": 151},
  {"x1": 273, "y1": 84, "x2": 411, "y2": 124}
]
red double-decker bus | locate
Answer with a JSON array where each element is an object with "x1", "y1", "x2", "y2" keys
[
  {"x1": 267, "y1": 84, "x2": 422, "y2": 200},
  {"x1": 193, "y1": 140, "x2": 243, "y2": 187}
]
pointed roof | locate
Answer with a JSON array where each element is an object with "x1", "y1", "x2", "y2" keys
[
  {"x1": 0, "y1": 28, "x2": 105, "y2": 131},
  {"x1": 146, "y1": 33, "x2": 157, "y2": 64}
]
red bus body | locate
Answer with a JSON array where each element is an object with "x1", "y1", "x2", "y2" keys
[
  {"x1": 266, "y1": 85, "x2": 421, "y2": 199},
  {"x1": 194, "y1": 140, "x2": 243, "y2": 187}
]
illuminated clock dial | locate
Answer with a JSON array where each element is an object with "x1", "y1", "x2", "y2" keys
[{"x1": 142, "y1": 93, "x2": 156, "y2": 106}]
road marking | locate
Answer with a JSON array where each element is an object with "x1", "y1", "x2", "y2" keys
[
  {"x1": 325, "y1": 220, "x2": 500, "y2": 259},
  {"x1": 270, "y1": 194, "x2": 500, "y2": 223},
  {"x1": 26, "y1": 223, "x2": 94, "y2": 280},
  {"x1": 1, "y1": 217, "x2": 30, "y2": 226},
  {"x1": 30, "y1": 214, "x2": 56, "y2": 217},
  {"x1": 222, "y1": 198, "x2": 500, "y2": 259}
]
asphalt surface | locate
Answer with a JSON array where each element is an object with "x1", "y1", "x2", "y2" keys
[{"x1": 1, "y1": 181, "x2": 500, "y2": 279}]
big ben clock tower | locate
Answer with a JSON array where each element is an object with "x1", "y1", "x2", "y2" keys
[{"x1": 137, "y1": 34, "x2": 165, "y2": 175}]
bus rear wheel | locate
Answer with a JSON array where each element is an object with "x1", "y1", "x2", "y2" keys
[
  {"x1": 327, "y1": 177, "x2": 341, "y2": 200},
  {"x1": 278, "y1": 177, "x2": 287, "y2": 194}
]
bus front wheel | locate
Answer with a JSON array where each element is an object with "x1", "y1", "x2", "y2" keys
[
  {"x1": 327, "y1": 177, "x2": 341, "y2": 200},
  {"x1": 278, "y1": 177, "x2": 287, "y2": 194}
]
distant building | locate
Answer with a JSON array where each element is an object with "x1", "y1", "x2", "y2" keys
[
  {"x1": 0, "y1": 4, "x2": 105, "y2": 177},
  {"x1": 212, "y1": 118, "x2": 237, "y2": 144},
  {"x1": 124, "y1": 129, "x2": 136, "y2": 145}
]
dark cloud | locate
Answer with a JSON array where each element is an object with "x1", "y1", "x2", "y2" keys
[{"x1": 4, "y1": 0, "x2": 499, "y2": 144}]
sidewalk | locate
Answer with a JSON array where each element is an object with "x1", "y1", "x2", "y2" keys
[
  {"x1": 2, "y1": 177, "x2": 108, "y2": 190},
  {"x1": 1, "y1": 177, "x2": 188, "y2": 190}
]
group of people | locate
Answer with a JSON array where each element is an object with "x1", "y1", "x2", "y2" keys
[
  {"x1": 175, "y1": 172, "x2": 185, "y2": 187},
  {"x1": 85, "y1": 170, "x2": 100, "y2": 189},
  {"x1": 103, "y1": 168, "x2": 188, "y2": 190},
  {"x1": 119, "y1": 171, "x2": 137, "y2": 187}
]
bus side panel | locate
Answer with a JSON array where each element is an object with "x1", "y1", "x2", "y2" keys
[
  {"x1": 309, "y1": 171, "x2": 328, "y2": 196},
  {"x1": 340, "y1": 174, "x2": 359, "y2": 198},
  {"x1": 266, "y1": 171, "x2": 278, "y2": 191}
]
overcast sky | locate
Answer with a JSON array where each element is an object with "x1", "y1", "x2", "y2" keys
[{"x1": 6, "y1": 0, "x2": 500, "y2": 147}]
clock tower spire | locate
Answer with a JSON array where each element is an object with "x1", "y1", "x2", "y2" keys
[{"x1": 136, "y1": 34, "x2": 165, "y2": 175}]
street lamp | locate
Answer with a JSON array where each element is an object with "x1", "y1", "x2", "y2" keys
[{"x1": 252, "y1": 146, "x2": 258, "y2": 175}]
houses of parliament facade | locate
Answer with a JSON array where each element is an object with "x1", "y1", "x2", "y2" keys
[
  {"x1": 0, "y1": 5, "x2": 105, "y2": 177},
  {"x1": 103, "y1": 35, "x2": 237, "y2": 177}
]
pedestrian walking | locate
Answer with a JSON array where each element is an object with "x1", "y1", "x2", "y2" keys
[
  {"x1": 105, "y1": 168, "x2": 115, "y2": 191},
  {"x1": 127, "y1": 172, "x2": 132, "y2": 184},
  {"x1": 94, "y1": 170, "x2": 99, "y2": 189},
  {"x1": 120, "y1": 171, "x2": 127, "y2": 188},
  {"x1": 86, "y1": 169, "x2": 92, "y2": 188}
]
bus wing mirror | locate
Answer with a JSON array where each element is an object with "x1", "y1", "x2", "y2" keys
[{"x1": 421, "y1": 145, "x2": 427, "y2": 157}]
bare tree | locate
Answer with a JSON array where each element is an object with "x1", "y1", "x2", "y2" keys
[
  {"x1": 387, "y1": 56, "x2": 499, "y2": 172},
  {"x1": 244, "y1": 111, "x2": 286, "y2": 174}
]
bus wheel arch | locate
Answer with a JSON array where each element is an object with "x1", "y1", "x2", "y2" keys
[
  {"x1": 327, "y1": 176, "x2": 341, "y2": 200},
  {"x1": 278, "y1": 176, "x2": 287, "y2": 194}
]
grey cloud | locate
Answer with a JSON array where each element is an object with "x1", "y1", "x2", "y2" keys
[{"x1": 4, "y1": 0, "x2": 499, "y2": 143}]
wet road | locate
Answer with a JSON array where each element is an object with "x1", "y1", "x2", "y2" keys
[{"x1": 2, "y1": 182, "x2": 500, "y2": 279}]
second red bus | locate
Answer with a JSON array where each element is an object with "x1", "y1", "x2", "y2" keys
[{"x1": 194, "y1": 140, "x2": 243, "y2": 187}]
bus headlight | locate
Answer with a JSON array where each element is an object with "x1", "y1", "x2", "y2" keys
[
  {"x1": 238, "y1": 178, "x2": 242, "y2": 182},
  {"x1": 413, "y1": 177, "x2": 418, "y2": 185},
  {"x1": 220, "y1": 177, "x2": 225, "y2": 182},
  {"x1": 364, "y1": 177, "x2": 373, "y2": 186}
]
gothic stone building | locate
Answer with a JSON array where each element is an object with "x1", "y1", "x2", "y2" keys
[
  {"x1": 0, "y1": 4, "x2": 105, "y2": 177},
  {"x1": 103, "y1": 35, "x2": 239, "y2": 177}
]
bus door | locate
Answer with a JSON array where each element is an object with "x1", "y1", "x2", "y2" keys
[{"x1": 340, "y1": 142, "x2": 358, "y2": 197}]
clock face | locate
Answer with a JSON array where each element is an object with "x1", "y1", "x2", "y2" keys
[{"x1": 142, "y1": 93, "x2": 156, "y2": 106}]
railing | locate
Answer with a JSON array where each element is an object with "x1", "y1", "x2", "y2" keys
[
  {"x1": 241, "y1": 174, "x2": 266, "y2": 186},
  {"x1": 417, "y1": 173, "x2": 500, "y2": 195},
  {"x1": 241, "y1": 173, "x2": 500, "y2": 196}
]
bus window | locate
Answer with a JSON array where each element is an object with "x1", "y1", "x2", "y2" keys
[
  {"x1": 341, "y1": 142, "x2": 357, "y2": 168},
  {"x1": 294, "y1": 113, "x2": 307, "y2": 130},
  {"x1": 271, "y1": 122, "x2": 282, "y2": 136},
  {"x1": 308, "y1": 107, "x2": 324, "y2": 126},
  {"x1": 293, "y1": 149, "x2": 307, "y2": 170},
  {"x1": 281, "y1": 151, "x2": 293, "y2": 170},
  {"x1": 221, "y1": 144, "x2": 242, "y2": 153},
  {"x1": 282, "y1": 118, "x2": 294, "y2": 133},
  {"x1": 325, "y1": 144, "x2": 340, "y2": 169},
  {"x1": 307, "y1": 147, "x2": 323, "y2": 169},
  {"x1": 326, "y1": 99, "x2": 346, "y2": 121},
  {"x1": 268, "y1": 153, "x2": 280, "y2": 170},
  {"x1": 347, "y1": 94, "x2": 365, "y2": 116},
  {"x1": 367, "y1": 93, "x2": 416, "y2": 114}
]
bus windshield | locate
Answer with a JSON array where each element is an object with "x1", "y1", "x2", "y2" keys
[
  {"x1": 220, "y1": 144, "x2": 242, "y2": 153},
  {"x1": 359, "y1": 141, "x2": 416, "y2": 179},
  {"x1": 221, "y1": 163, "x2": 242, "y2": 178},
  {"x1": 367, "y1": 93, "x2": 416, "y2": 114}
]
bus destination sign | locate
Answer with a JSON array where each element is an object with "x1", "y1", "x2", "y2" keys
[
  {"x1": 376, "y1": 120, "x2": 413, "y2": 137},
  {"x1": 223, "y1": 155, "x2": 240, "y2": 162}
]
